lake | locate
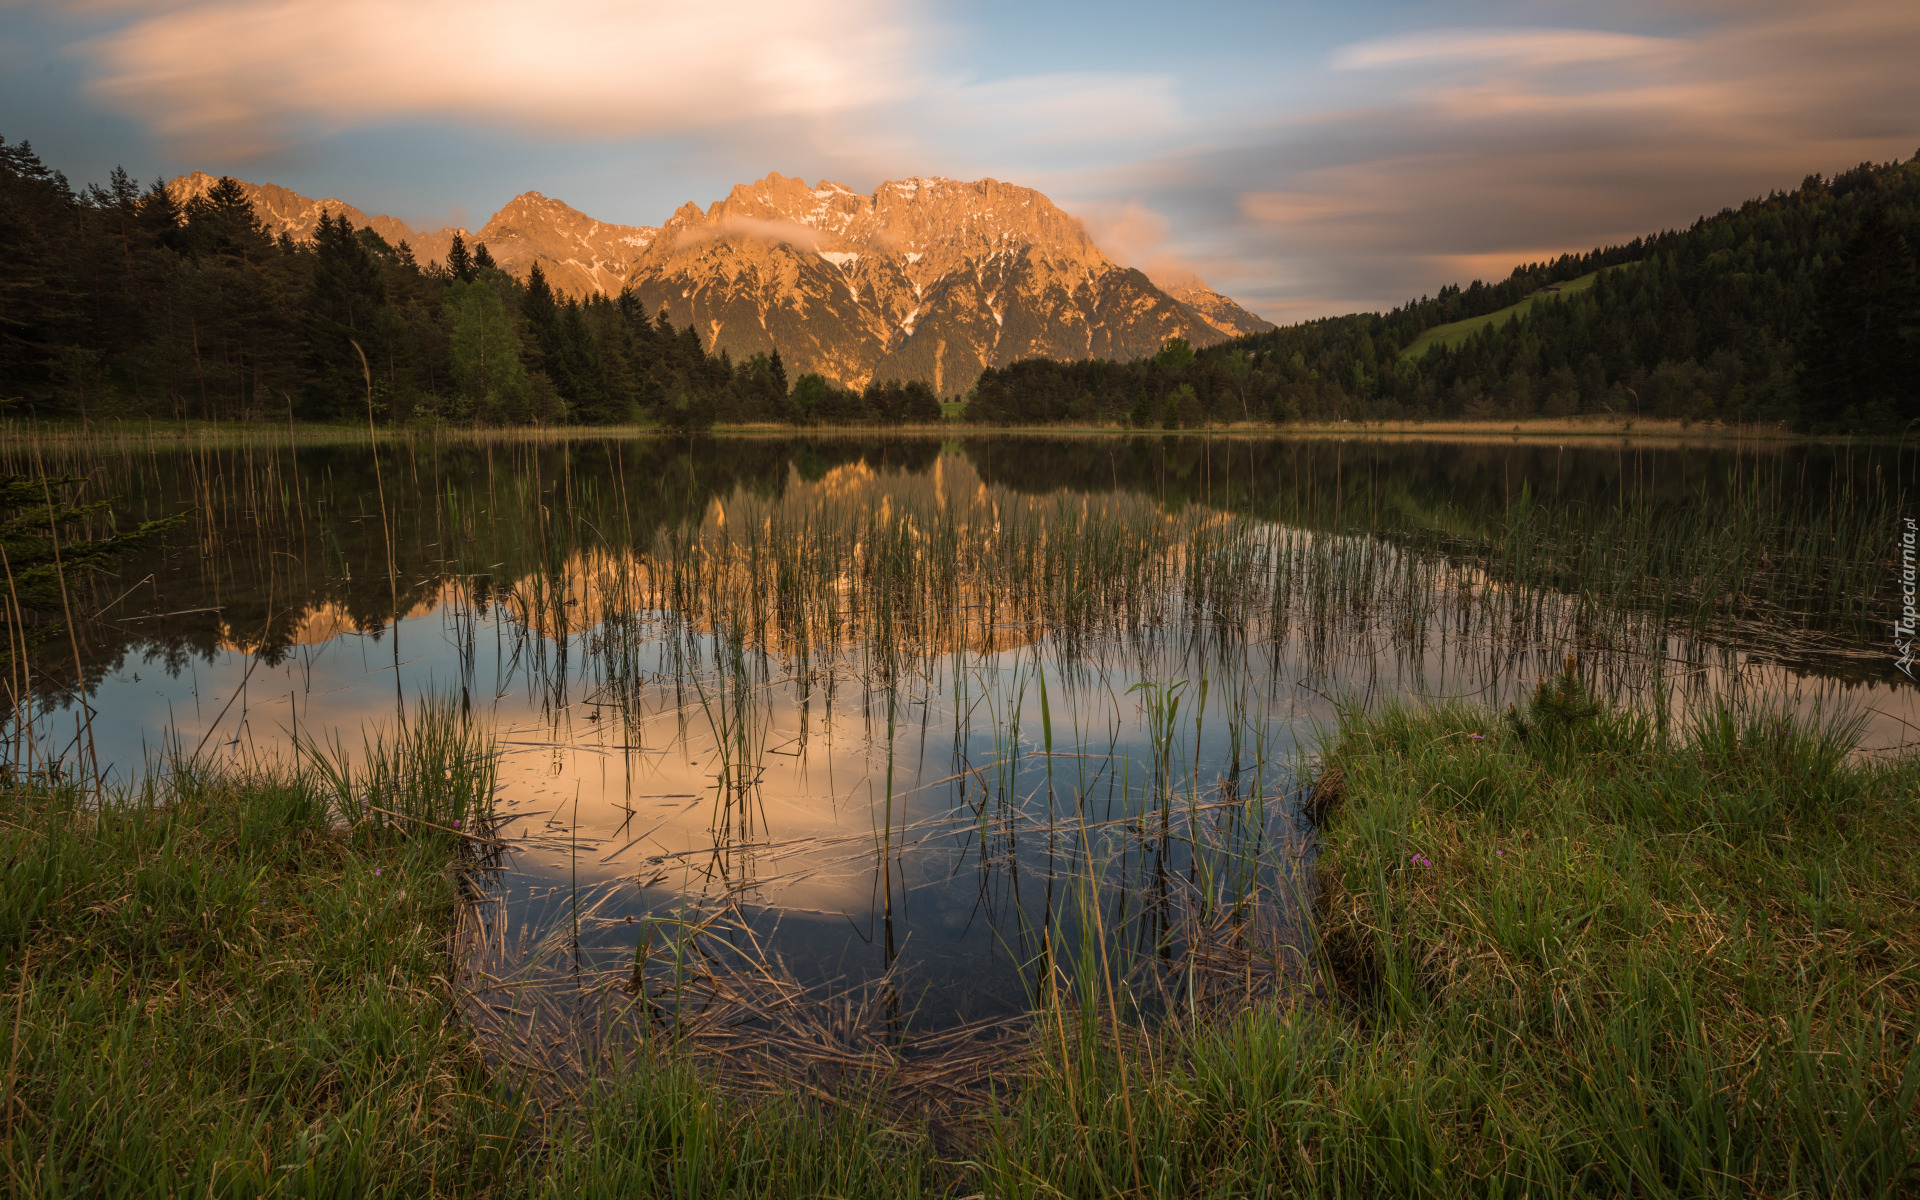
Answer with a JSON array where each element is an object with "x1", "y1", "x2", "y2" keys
[{"x1": 3, "y1": 431, "x2": 1913, "y2": 1073}]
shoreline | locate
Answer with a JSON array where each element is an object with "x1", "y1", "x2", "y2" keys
[
  {"x1": 7, "y1": 684, "x2": 1914, "y2": 1195},
  {"x1": 3, "y1": 414, "x2": 1904, "y2": 450}
]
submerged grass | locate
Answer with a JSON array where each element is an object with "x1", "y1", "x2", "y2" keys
[{"x1": 8, "y1": 681, "x2": 1915, "y2": 1197}]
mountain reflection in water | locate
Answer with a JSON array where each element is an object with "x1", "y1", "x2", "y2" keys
[{"x1": 3, "y1": 433, "x2": 1914, "y2": 1056}]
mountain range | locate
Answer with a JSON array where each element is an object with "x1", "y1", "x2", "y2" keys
[{"x1": 169, "y1": 170, "x2": 1272, "y2": 392}]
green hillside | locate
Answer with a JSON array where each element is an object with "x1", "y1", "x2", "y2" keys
[
  {"x1": 1398, "y1": 268, "x2": 1609, "y2": 360},
  {"x1": 967, "y1": 152, "x2": 1920, "y2": 433}
]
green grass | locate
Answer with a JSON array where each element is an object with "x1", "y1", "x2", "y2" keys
[
  {"x1": 1400, "y1": 269, "x2": 1610, "y2": 360},
  {"x1": 7, "y1": 682, "x2": 1917, "y2": 1197},
  {"x1": 0, "y1": 707, "x2": 938, "y2": 1198},
  {"x1": 0, "y1": 710, "x2": 526, "y2": 1196},
  {"x1": 1301, "y1": 675, "x2": 1919, "y2": 1194},
  {"x1": 964, "y1": 675, "x2": 1920, "y2": 1198}
]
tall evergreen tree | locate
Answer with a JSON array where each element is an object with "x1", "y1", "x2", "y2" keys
[
  {"x1": 303, "y1": 211, "x2": 397, "y2": 419},
  {"x1": 184, "y1": 176, "x2": 272, "y2": 263},
  {"x1": 0, "y1": 137, "x2": 77, "y2": 399},
  {"x1": 134, "y1": 180, "x2": 183, "y2": 252},
  {"x1": 445, "y1": 232, "x2": 473, "y2": 282},
  {"x1": 520, "y1": 261, "x2": 560, "y2": 363}
]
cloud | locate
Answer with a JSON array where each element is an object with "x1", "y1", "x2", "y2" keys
[
  {"x1": 1075, "y1": 200, "x2": 1211, "y2": 291},
  {"x1": 1179, "y1": 0, "x2": 1920, "y2": 321},
  {"x1": 666, "y1": 213, "x2": 828, "y2": 253},
  {"x1": 78, "y1": 0, "x2": 918, "y2": 155},
  {"x1": 1330, "y1": 27, "x2": 1685, "y2": 72},
  {"x1": 935, "y1": 73, "x2": 1181, "y2": 148}
]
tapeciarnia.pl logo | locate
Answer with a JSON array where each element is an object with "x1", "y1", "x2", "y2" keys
[{"x1": 1899, "y1": 516, "x2": 1917, "y2": 680}]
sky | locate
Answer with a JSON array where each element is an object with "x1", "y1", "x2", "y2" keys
[{"x1": 3, "y1": 0, "x2": 1917, "y2": 323}]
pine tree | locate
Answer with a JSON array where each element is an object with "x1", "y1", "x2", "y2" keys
[
  {"x1": 0, "y1": 136, "x2": 81, "y2": 402},
  {"x1": 471, "y1": 241, "x2": 496, "y2": 271},
  {"x1": 551, "y1": 298, "x2": 612, "y2": 422},
  {"x1": 303, "y1": 211, "x2": 397, "y2": 420},
  {"x1": 520, "y1": 262, "x2": 559, "y2": 364},
  {"x1": 445, "y1": 232, "x2": 473, "y2": 282},
  {"x1": 182, "y1": 176, "x2": 272, "y2": 263}
]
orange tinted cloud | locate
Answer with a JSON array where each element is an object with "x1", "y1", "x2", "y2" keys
[{"x1": 81, "y1": 0, "x2": 915, "y2": 155}]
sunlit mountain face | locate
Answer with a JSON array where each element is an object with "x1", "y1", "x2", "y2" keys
[{"x1": 168, "y1": 170, "x2": 1265, "y2": 391}]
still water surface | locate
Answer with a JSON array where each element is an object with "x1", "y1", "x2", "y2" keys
[{"x1": 5, "y1": 433, "x2": 1914, "y2": 1046}]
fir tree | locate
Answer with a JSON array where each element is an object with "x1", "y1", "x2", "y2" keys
[
  {"x1": 303, "y1": 212, "x2": 397, "y2": 419},
  {"x1": 520, "y1": 261, "x2": 560, "y2": 364},
  {"x1": 184, "y1": 176, "x2": 272, "y2": 262},
  {"x1": 445, "y1": 232, "x2": 473, "y2": 282}
]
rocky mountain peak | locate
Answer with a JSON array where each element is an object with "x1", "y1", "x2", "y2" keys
[
  {"x1": 166, "y1": 167, "x2": 1272, "y2": 394},
  {"x1": 665, "y1": 201, "x2": 708, "y2": 229},
  {"x1": 712, "y1": 172, "x2": 866, "y2": 235},
  {"x1": 474, "y1": 192, "x2": 656, "y2": 297},
  {"x1": 167, "y1": 170, "x2": 423, "y2": 249},
  {"x1": 625, "y1": 174, "x2": 1228, "y2": 393}
]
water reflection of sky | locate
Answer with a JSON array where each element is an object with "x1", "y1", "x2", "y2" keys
[
  {"x1": 27, "y1": 538, "x2": 1918, "y2": 1028},
  {"x1": 7, "y1": 438, "x2": 1917, "y2": 1030}
]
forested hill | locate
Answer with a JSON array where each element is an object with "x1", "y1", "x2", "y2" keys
[{"x1": 969, "y1": 153, "x2": 1920, "y2": 433}]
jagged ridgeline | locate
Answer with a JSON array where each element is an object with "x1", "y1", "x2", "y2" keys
[{"x1": 967, "y1": 153, "x2": 1920, "y2": 432}]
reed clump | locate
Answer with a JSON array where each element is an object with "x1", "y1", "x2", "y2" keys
[
  {"x1": 1391, "y1": 466, "x2": 1897, "y2": 668},
  {"x1": 302, "y1": 694, "x2": 500, "y2": 840}
]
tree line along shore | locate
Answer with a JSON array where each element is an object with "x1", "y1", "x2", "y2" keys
[{"x1": 3, "y1": 138, "x2": 1916, "y2": 435}]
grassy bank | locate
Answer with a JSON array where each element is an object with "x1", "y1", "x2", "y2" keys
[
  {"x1": 6, "y1": 684, "x2": 1917, "y2": 1197},
  {"x1": 0, "y1": 706, "x2": 527, "y2": 1195},
  {"x1": 995, "y1": 677, "x2": 1919, "y2": 1197},
  {"x1": 0, "y1": 708, "x2": 936, "y2": 1198}
]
